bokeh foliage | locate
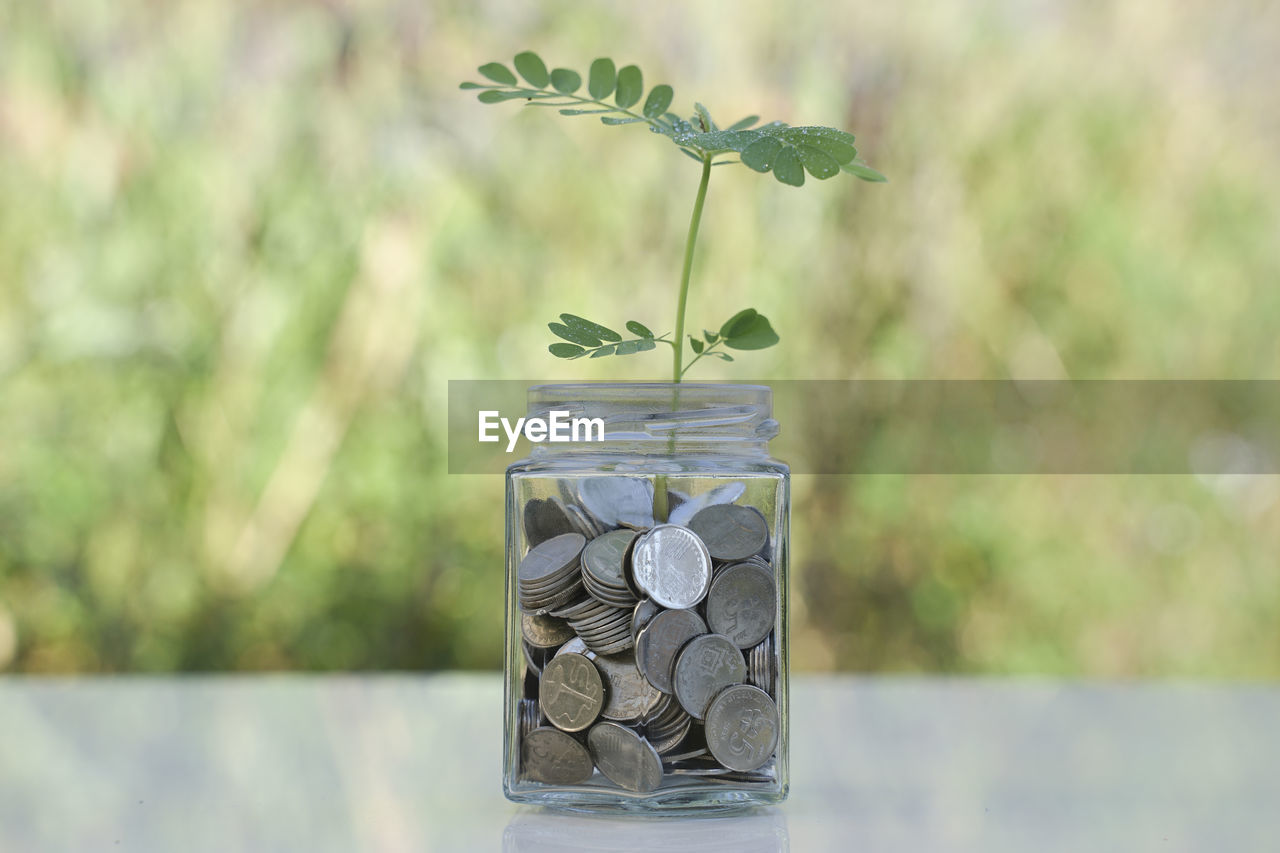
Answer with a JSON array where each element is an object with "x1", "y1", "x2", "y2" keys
[{"x1": 1, "y1": 0, "x2": 1278, "y2": 675}]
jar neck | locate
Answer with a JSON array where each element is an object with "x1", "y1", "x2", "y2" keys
[{"x1": 526, "y1": 383, "x2": 778, "y2": 459}]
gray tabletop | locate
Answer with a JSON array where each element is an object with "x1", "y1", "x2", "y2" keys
[{"x1": 1, "y1": 675, "x2": 1275, "y2": 852}]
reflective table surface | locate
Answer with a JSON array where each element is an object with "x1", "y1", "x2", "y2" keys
[{"x1": 1, "y1": 675, "x2": 1276, "y2": 851}]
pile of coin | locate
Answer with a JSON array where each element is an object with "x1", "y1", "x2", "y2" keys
[{"x1": 515, "y1": 478, "x2": 782, "y2": 793}]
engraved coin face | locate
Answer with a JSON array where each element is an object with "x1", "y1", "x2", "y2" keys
[
  {"x1": 579, "y1": 477, "x2": 655, "y2": 529},
  {"x1": 635, "y1": 608, "x2": 707, "y2": 695},
  {"x1": 586, "y1": 721, "x2": 663, "y2": 793},
  {"x1": 687, "y1": 504, "x2": 770, "y2": 563},
  {"x1": 522, "y1": 726, "x2": 595, "y2": 784},
  {"x1": 592, "y1": 650, "x2": 664, "y2": 723},
  {"x1": 704, "y1": 684, "x2": 780, "y2": 772},
  {"x1": 539, "y1": 652, "x2": 604, "y2": 732},
  {"x1": 522, "y1": 612, "x2": 576, "y2": 649},
  {"x1": 631, "y1": 525, "x2": 712, "y2": 610},
  {"x1": 705, "y1": 562, "x2": 776, "y2": 650},
  {"x1": 672, "y1": 633, "x2": 747, "y2": 720}
]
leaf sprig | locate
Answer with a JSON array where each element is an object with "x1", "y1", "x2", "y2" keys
[
  {"x1": 465, "y1": 51, "x2": 885, "y2": 381},
  {"x1": 461, "y1": 51, "x2": 887, "y2": 187},
  {"x1": 549, "y1": 309, "x2": 779, "y2": 377}
]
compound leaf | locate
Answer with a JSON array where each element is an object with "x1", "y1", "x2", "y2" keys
[{"x1": 559, "y1": 314, "x2": 622, "y2": 342}]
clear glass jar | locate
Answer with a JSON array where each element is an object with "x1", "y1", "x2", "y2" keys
[{"x1": 503, "y1": 383, "x2": 790, "y2": 811}]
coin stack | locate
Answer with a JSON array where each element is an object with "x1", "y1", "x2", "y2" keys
[{"x1": 516, "y1": 478, "x2": 782, "y2": 793}]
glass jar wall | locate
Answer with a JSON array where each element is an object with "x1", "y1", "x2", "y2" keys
[{"x1": 503, "y1": 384, "x2": 790, "y2": 811}]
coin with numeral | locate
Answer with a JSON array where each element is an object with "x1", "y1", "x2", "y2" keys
[
  {"x1": 539, "y1": 652, "x2": 604, "y2": 732},
  {"x1": 704, "y1": 684, "x2": 779, "y2": 772}
]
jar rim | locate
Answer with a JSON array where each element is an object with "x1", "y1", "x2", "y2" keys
[{"x1": 526, "y1": 382, "x2": 777, "y2": 446}]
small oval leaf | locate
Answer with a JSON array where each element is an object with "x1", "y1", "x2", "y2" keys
[
  {"x1": 713, "y1": 352, "x2": 734, "y2": 361},
  {"x1": 478, "y1": 62, "x2": 517, "y2": 86},
  {"x1": 636, "y1": 339, "x2": 656, "y2": 352},
  {"x1": 548, "y1": 322, "x2": 603, "y2": 348},
  {"x1": 601, "y1": 116, "x2": 644, "y2": 125},
  {"x1": 477, "y1": 90, "x2": 526, "y2": 104},
  {"x1": 741, "y1": 136, "x2": 783, "y2": 172},
  {"x1": 588, "y1": 58, "x2": 616, "y2": 100},
  {"x1": 690, "y1": 337, "x2": 704, "y2": 354},
  {"x1": 590, "y1": 344, "x2": 617, "y2": 358},
  {"x1": 549, "y1": 343, "x2": 586, "y2": 358},
  {"x1": 643, "y1": 85, "x2": 673, "y2": 118},
  {"x1": 550, "y1": 68, "x2": 581, "y2": 94},
  {"x1": 798, "y1": 144, "x2": 840, "y2": 179},
  {"x1": 559, "y1": 314, "x2": 622, "y2": 342},
  {"x1": 772, "y1": 145, "x2": 806, "y2": 186},
  {"x1": 842, "y1": 160, "x2": 888, "y2": 182},
  {"x1": 615, "y1": 65, "x2": 643, "y2": 108},
  {"x1": 459, "y1": 81, "x2": 486, "y2": 90},
  {"x1": 615, "y1": 340, "x2": 641, "y2": 356},
  {"x1": 626, "y1": 320, "x2": 654, "y2": 338},
  {"x1": 727, "y1": 115, "x2": 760, "y2": 131},
  {"x1": 513, "y1": 51, "x2": 549, "y2": 88}
]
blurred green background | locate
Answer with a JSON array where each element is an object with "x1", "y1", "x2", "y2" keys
[{"x1": 2, "y1": 0, "x2": 1278, "y2": 676}]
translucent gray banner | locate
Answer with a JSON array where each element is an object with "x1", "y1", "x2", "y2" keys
[{"x1": 447, "y1": 380, "x2": 1280, "y2": 475}]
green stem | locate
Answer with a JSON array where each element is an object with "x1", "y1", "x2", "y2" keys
[{"x1": 672, "y1": 154, "x2": 713, "y2": 383}]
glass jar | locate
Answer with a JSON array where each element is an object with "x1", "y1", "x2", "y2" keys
[{"x1": 503, "y1": 383, "x2": 790, "y2": 811}]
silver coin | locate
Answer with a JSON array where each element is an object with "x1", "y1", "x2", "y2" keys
[
  {"x1": 553, "y1": 636, "x2": 588, "y2": 658},
  {"x1": 631, "y1": 599, "x2": 661, "y2": 647},
  {"x1": 705, "y1": 562, "x2": 776, "y2": 649},
  {"x1": 582, "y1": 530, "x2": 638, "y2": 590},
  {"x1": 592, "y1": 651, "x2": 664, "y2": 723},
  {"x1": 523, "y1": 498, "x2": 577, "y2": 548},
  {"x1": 667, "y1": 482, "x2": 747, "y2": 527},
  {"x1": 635, "y1": 608, "x2": 707, "y2": 694},
  {"x1": 687, "y1": 504, "x2": 769, "y2": 563},
  {"x1": 522, "y1": 612, "x2": 576, "y2": 649},
  {"x1": 631, "y1": 524, "x2": 712, "y2": 609},
  {"x1": 580, "y1": 477, "x2": 655, "y2": 529},
  {"x1": 586, "y1": 721, "x2": 663, "y2": 793},
  {"x1": 518, "y1": 533, "x2": 584, "y2": 587},
  {"x1": 522, "y1": 726, "x2": 595, "y2": 784},
  {"x1": 672, "y1": 633, "x2": 747, "y2": 720},
  {"x1": 539, "y1": 652, "x2": 604, "y2": 732},
  {"x1": 563, "y1": 500, "x2": 604, "y2": 541},
  {"x1": 704, "y1": 683, "x2": 780, "y2": 772},
  {"x1": 747, "y1": 636, "x2": 772, "y2": 695},
  {"x1": 648, "y1": 714, "x2": 693, "y2": 755}
]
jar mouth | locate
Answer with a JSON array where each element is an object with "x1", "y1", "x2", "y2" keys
[{"x1": 527, "y1": 383, "x2": 778, "y2": 445}]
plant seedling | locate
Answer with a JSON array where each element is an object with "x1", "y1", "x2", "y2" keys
[{"x1": 463, "y1": 51, "x2": 885, "y2": 382}]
